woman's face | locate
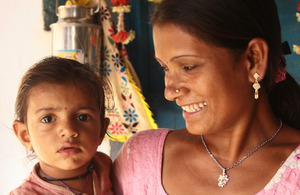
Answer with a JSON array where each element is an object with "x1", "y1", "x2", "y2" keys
[{"x1": 153, "y1": 23, "x2": 253, "y2": 135}]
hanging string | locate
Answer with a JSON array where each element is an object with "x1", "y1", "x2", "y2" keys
[
  {"x1": 148, "y1": 0, "x2": 162, "y2": 3},
  {"x1": 110, "y1": 0, "x2": 135, "y2": 44}
]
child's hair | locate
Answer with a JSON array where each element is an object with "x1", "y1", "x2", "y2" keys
[{"x1": 15, "y1": 56, "x2": 110, "y2": 132}]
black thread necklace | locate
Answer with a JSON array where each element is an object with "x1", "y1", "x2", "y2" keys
[
  {"x1": 39, "y1": 164, "x2": 94, "y2": 195},
  {"x1": 40, "y1": 163, "x2": 94, "y2": 182}
]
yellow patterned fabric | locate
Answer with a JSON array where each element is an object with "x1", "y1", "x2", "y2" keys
[{"x1": 99, "y1": 0, "x2": 157, "y2": 142}]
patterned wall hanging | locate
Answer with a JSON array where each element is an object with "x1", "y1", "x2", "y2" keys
[
  {"x1": 101, "y1": 0, "x2": 158, "y2": 142},
  {"x1": 55, "y1": 0, "x2": 157, "y2": 142},
  {"x1": 293, "y1": 1, "x2": 300, "y2": 54}
]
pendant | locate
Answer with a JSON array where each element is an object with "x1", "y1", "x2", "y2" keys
[{"x1": 218, "y1": 169, "x2": 229, "y2": 187}]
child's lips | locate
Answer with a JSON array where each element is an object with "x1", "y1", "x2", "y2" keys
[{"x1": 58, "y1": 143, "x2": 81, "y2": 155}]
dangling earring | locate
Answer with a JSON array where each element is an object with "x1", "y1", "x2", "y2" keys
[{"x1": 252, "y1": 73, "x2": 261, "y2": 99}]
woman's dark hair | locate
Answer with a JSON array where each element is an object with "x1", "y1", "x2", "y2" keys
[
  {"x1": 15, "y1": 56, "x2": 111, "y2": 132},
  {"x1": 152, "y1": 0, "x2": 300, "y2": 129}
]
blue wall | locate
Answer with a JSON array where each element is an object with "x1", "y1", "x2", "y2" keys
[
  {"x1": 124, "y1": 1, "x2": 186, "y2": 129},
  {"x1": 125, "y1": 0, "x2": 300, "y2": 130},
  {"x1": 276, "y1": 0, "x2": 300, "y2": 83}
]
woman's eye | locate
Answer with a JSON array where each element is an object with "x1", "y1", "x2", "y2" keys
[
  {"x1": 183, "y1": 65, "x2": 196, "y2": 71},
  {"x1": 77, "y1": 114, "x2": 90, "y2": 121},
  {"x1": 41, "y1": 116, "x2": 54, "y2": 123},
  {"x1": 160, "y1": 65, "x2": 169, "y2": 72}
]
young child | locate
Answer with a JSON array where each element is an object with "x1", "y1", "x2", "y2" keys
[{"x1": 10, "y1": 57, "x2": 113, "y2": 195}]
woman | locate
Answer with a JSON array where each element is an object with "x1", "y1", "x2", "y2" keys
[{"x1": 113, "y1": 0, "x2": 300, "y2": 194}]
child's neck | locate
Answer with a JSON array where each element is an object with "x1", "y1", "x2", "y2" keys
[
  {"x1": 38, "y1": 164, "x2": 94, "y2": 194},
  {"x1": 50, "y1": 174, "x2": 94, "y2": 195}
]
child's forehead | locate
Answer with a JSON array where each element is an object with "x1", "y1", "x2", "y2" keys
[
  {"x1": 27, "y1": 82, "x2": 101, "y2": 108},
  {"x1": 28, "y1": 81, "x2": 98, "y2": 97},
  {"x1": 30, "y1": 81, "x2": 72, "y2": 91},
  {"x1": 27, "y1": 81, "x2": 102, "y2": 107}
]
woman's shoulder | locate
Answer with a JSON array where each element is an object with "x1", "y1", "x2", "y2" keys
[
  {"x1": 112, "y1": 129, "x2": 171, "y2": 194},
  {"x1": 133, "y1": 128, "x2": 172, "y2": 137},
  {"x1": 277, "y1": 125, "x2": 300, "y2": 149},
  {"x1": 125, "y1": 128, "x2": 172, "y2": 148},
  {"x1": 115, "y1": 128, "x2": 172, "y2": 162}
]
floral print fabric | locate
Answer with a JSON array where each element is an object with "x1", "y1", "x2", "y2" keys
[
  {"x1": 99, "y1": 0, "x2": 157, "y2": 142},
  {"x1": 256, "y1": 145, "x2": 300, "y2": 194}
]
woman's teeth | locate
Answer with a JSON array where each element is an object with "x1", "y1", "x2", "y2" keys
[{"x1": 182, "y1": 102, "x2": 207, "y2": 113}]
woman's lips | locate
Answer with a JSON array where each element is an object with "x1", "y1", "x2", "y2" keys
[{"x1": 181, "y1": 102, "x2": 207, "y2": 113}]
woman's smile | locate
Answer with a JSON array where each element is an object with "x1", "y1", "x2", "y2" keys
[{"x1": 181, "y1": 102, "x2": 207, "y2": 113}]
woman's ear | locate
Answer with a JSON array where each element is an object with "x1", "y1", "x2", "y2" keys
[
  {"x1": 13, "y1": 120, "x2": 33, "y2": 151},
  {"x1": 246, "y1": 38, "x2": 269, "y2": 83}
]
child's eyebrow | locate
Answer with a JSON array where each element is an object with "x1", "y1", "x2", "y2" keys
[
  {"x1": 35, "y1": 106, "x2": 98, "y2": 114},
  {"x1": 77, "y1": 106, "x2": 98, "y2": 112},
  {"x1": 35, "y1": 107, "x2": 57, "y2": 114}
]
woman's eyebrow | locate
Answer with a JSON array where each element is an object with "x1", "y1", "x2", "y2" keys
[{"x1": 155, "y1": 54, "x2": 201, "y2": 65}]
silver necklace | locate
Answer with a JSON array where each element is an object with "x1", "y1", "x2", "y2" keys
[{"x1": 201, "y1": 119, "x2": 282, "y2": 187}]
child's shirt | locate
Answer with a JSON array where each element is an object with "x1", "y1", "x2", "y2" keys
[{"x1": 10, "y1": 152, "x2": 113, "y2": 195}]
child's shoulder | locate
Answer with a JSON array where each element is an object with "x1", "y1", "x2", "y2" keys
[
  {"x1": 9, "y1": 167, "x2": 50, "y2": 195},
  {"x1": 94, "y1": 151, "x2": 112, "y2": 166},
  {"x1": 93, "y1": 152, "x2": 114, "y2": 193}
]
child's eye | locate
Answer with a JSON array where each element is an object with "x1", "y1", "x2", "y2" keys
[
  {"x1": 41, "y1": 116, "x2": 54, "y2": 123},
  {"x1": 76, "y1": 114, "x2": 91, "y2": 121}
]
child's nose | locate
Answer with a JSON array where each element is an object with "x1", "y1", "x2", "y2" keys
[{"x1": 58, "y1": 120, "x2": 79, "y2": 138}]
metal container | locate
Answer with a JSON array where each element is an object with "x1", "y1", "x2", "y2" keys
[{"x1": 50, "y1": 2, "x2": 101, "y2": 69}]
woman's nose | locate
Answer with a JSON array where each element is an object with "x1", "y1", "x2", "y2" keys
[{"x1": 164, "y1": 74, "x2": 182, "y2": 101}]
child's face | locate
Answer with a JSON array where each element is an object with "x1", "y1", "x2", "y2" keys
[{"x1": 20, "y1": 82, "x2": 105, "y2": 175}]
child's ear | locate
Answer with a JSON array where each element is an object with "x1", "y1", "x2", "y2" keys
[
  {"x1": 103, "y1": 117, "x2": 110, "y2": 131},
  {"x1": 99, "y1": 117, "x2": 110, "y2": 144},
  {"x1": 245, "y1": 38, "x2": 269, "y2": 83},
  {"x1": 13, "y1": 120, "x2": 33, "y2": 151}
]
